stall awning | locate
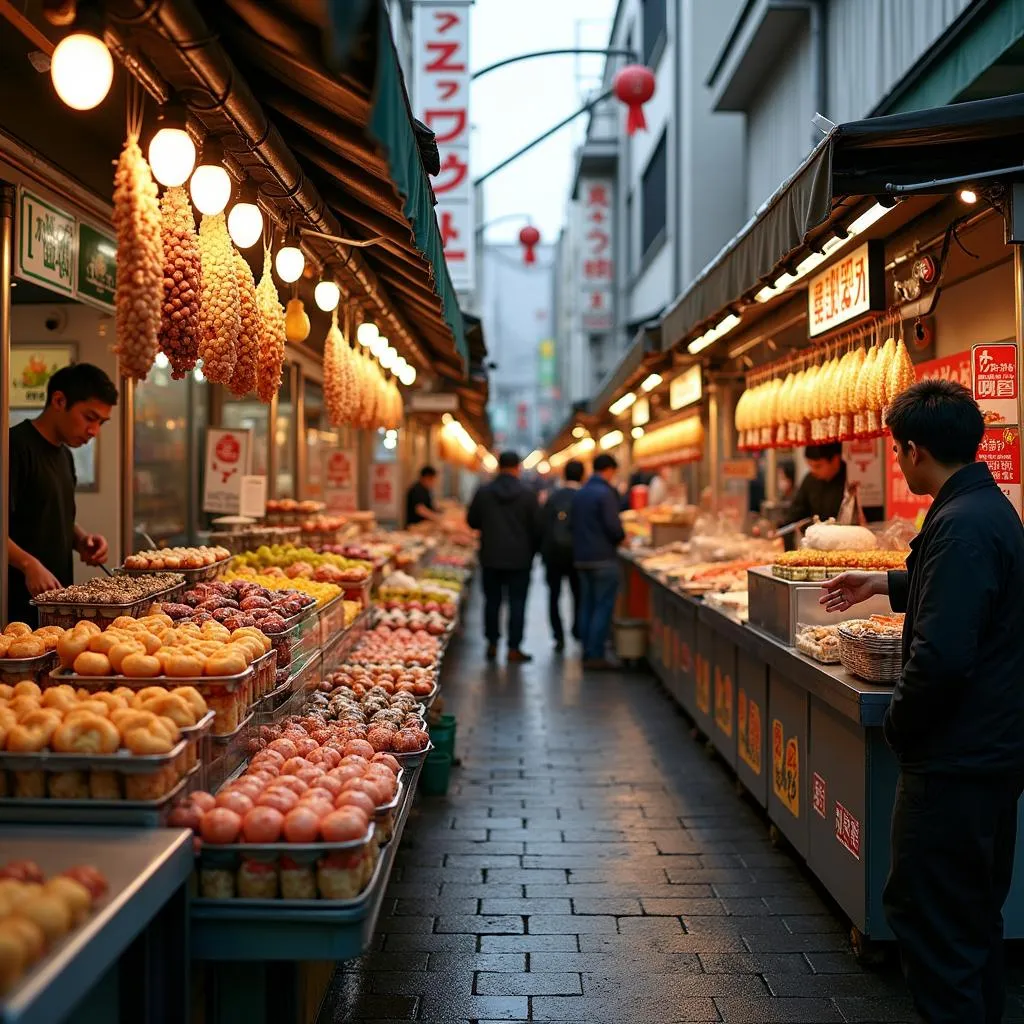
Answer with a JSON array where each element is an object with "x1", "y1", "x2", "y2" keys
[
  {"x1": 589, "y1": 320, "x2": 668, "y2": 417},
  {"x1": 103, "y1": 0, "x2": 467, "y2": 378},
  {"x1": 661, "y1": 91, "x2": 1024, "y2": 349}
]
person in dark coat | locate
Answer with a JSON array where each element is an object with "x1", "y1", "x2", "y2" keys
[
  {"x1": 821, "y1": 380, "x2": 1024, "y2": 1024},
  {"x1": 540, "y1": 459, "x2": 583, "y2": 651},
  {"x1": 572, "y1": 453, "x2": 625, "y2": 670},
  {"x1": 466, "y1": 450, "x2": 541, "y2": 664}
]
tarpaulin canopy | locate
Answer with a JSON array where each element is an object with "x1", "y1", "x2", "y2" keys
[{"x1": 662, "y1": 90, "x2": 1024, "y2": 350}]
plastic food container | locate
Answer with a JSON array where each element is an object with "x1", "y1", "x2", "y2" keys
[
  {"x1": 341, "y1": 578, "x2": 372, "y2": 610},
  {"x1": 206, "y1": 712, "x2": 254, "y2": 792},
  {"x1": 116, "y1": 556, "x2": 232, "y2": 585},
  {"x1": 196, "y1": 821, "x2": 378, "y2": 901},
  {"x1": 0, "y1": 651, "x2": 59, "y2": 688},
  {"x1": 178, "y1": 709, "x2": 215, "y2": 776},
  {"x1": 264, "y1": 608, "x2": 318, "y2": 674},
  {"x1": 0, "y1": 736, "x2": 193, "y2": 803},
  {"x1": 49, "y1": 667, "x2": 254, "y2": 737},
  {"x1": 32, "y1": 580, "x2": 187, "y2": 630},
  {"x1": 317, "y1": 596, "x2": 346, "y2": 648},
  {"x1": 390, "y1": 739, "x2": 433, "y2": 770},
  {"x1": 252, "y1": 649, "x2": 278, "y2": 701}
]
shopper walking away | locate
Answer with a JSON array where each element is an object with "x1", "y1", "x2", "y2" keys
[
  {"x1": 820, "y1": 380, "x2": 1024, "y2": 1024},
  {"x1": 7, "y1": 363, "x2": 118, "y2": 627},
  {"x1": 405, "y1": 465, "x2": 441, "y2": 527},
  {"x1": 573, "y1": 453, "x2": 626, "y2": 670},
  {"x1": 467, "y1": 450, "x2": 540, "y2": 664},
  {"x1": 540, "y1": 459, "x2": 583, "y2": 651}
]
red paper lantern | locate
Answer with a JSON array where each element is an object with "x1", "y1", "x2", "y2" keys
[
  {"x1": 613, "y1": 65, "x2": 656, "y2": 135},
  {"x1": 519, "y1": 225, "x2": 541, "y2": 265}
]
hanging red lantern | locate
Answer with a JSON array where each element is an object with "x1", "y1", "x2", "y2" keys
[
  {"x1": 519, "y1": 225, "x2": 541, "y2": 265},
  {"x1": 613, "y1": 65, "x2": 656, "y2": 135}
]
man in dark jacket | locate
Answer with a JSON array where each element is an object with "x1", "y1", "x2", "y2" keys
[
  {"x1": 821, "y1": 380, "x2": 1024, "y2": 1024},
  {"x1": 540, "y1": 459, "x2": 583, "y2": 651},
  {"x1": 572, "y1": 453, "x2": 625, "y2": 670},
  {"x1": 467, "y1": 450, "x2": 540, "y2": 663},
  {"x1": 782, "y1": 443, "x2": 847, "y2": 547}
]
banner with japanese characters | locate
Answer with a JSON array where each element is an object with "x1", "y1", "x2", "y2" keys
[
  {"x1": 413, "y1": 3, "x2": 474, "y2": 293},
  {"x1": 807, "y1": 240, "x2": 884, "y2": 337},
  {"x1": 971, "y1": 343, "x2": 1018, "y2": 427},
  {"x1": 577, "y1": 178, "x2": 614, "y2": 332}
]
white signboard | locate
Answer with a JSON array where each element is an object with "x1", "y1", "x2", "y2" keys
[
  {"x1": 324, "y1": 448, "x2": 359, "y2": 513},
  {"x1": 203, "y1": 428, "x2": 252, "y2": 514},
  {"x1": 807, "y1": 240, "x2": 883, "y2": 338},
  {"x1": 844, "y1": 437, "x2": 884, "y2": 507},
  {"x1": 18, "y1": 188, "x2": 76, "y2": 297},
  {"x1": 413, "y1": 3, "x2": 474, "y2": 293},
  {"x1": 577, "y1": 178, "x2": 614, "y2": 331},
  {"x1": 369, "y1": 462, "x2": 400, "y2": 521},
  {"x1": 669, "y1": 366, "x2": 702, "y2": 410},
  {"x1": 239, "y1": 475, "x2": 268, "y2": 519}
]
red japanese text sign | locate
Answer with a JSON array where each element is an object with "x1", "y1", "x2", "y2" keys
[
  {"x1": 577, "y1": 177, "x2": 614, "y2": 331},
  {"x1": 978, "y1": 426, "x2": 1021, "y2": 512},
  {"x1": 413, "y1": 4, "x2": 473, "y2": 291},
  {"x1": 807, "y1": 241, "x2": 884, "y2": 338},
  {"x1": 972, "y1": 343, "x2": 1018, "y2": 427}
]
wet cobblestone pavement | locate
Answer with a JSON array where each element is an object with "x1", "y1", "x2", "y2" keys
[{"x1": 320, "y1": 577, "x2": 1024, "y2": 1022}]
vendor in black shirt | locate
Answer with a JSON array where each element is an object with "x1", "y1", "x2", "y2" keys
[
  {"x1": 7, "y1": 363, "x2": 118, "y2": 626},
  {"x1": 783, "y1": 442, "x2": 847, "y2": 527},
  {"x1": 405, "y1": 465, "x2": 441, "y2": 527}
]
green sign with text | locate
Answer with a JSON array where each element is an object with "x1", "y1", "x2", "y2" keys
[
  {"x1": 18, "y1": 188, "x2": 76, "y2": 296},
  {"x1": 77, "y1": 223, "x2": 116, "y2": 310}
]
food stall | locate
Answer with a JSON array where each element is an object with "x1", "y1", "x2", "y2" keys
[{"x1": 630, "y1": 95, "x2": 1024, "y2": 955}]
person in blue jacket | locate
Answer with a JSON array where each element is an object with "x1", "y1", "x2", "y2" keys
[{"x1": 572, "y1": 453, "x2": 625, "y2": 669}]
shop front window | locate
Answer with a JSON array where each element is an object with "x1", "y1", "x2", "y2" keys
[
  {"x1": 276, "y1": 369, "x2": 296, "y2": 498},
  {"x1": 221, "y1": 391, "x2": 269, "y2": 476},
  {"x1": 303, "y1": 380, "x2": 341, "y2": 499}
]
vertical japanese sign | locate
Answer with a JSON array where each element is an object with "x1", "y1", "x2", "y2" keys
[
  {"x1": 369, "y1": 462, "x2": 400, "y2": 521},
  {"x1": 577, "y1": 178, "x2": 614, "y2": 331},
  {"x1": 323, "y1": 448, "x2": 358, "y2": 513},
  {"x1": 203, "y1": 428, "x2": 252, "y2": 514},
  {"x1": 413, "y1": 3, "x2": 473, "y2": 293},
  {"x1": 977, "y1": 427, "x2": 1021, "y2": 511},
  {"x1": 807, "y1": 241, "x2": 884, "y2": 337},
  {"x1": 971, "y1": 343, "x2": 1018, "y2": 427},
  {"x1": 18, "y1": 188, "x2": 76, "y2": 297}
]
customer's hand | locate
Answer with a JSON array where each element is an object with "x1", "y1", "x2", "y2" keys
[
  {"x1": 23, "y1": 557, "x2": 61, "y2": 596},
  {"x1": 819, "y1": 571, "x2": 885, "y2": 614},
  {"x1": 76, "y1": 533, "x2": 108, "y2": 566}
]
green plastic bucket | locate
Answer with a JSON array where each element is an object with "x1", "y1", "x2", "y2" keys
[
  {"x1": 419, "y1": 750, "x2": 452, "y2": 795},
  {"x1": 430, "y1": 714, "x2": 457, "y2": 760}
]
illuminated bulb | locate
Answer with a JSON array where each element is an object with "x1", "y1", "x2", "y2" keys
[
  {"x1": 383, "y1": 435, "x2": 397, "y2": 450},
  {"x1": 357, "y1": 322, "x2": 379, "y2": 346},
  {"x1": 393, "y1": 356, "x2": 408, "y2": 374},
  {"x1": 314, "y1": 280, "x2": 341, "y2": 312},
  {"x1": 190, "y1": 163, "x2": 231, "y2": 216},
  {"x1": 193, "y1": 367, "x2": 205, "y2": 383},
  {"x1": 275, "y1": 244, "x2": 305, "y2": 284},
  {"x1": 154, "y1": 352, "x2": 169, "y2": 370},
  {"x1": 399, "y1": 364, "x2": 416, "y2": 386},
  {"x1": 51, "y1": 32, "x2": 113, "y2": 111},
  {"x1": 379, "y1": 346, "x2": 397, "y2": 370},
  {"x1": 227, "y1": 199, "x2": 264, "y2": 249},
  {"x1": 370, "y1": 334, "x2": 388, "y2": 358},
  {"x1": 572, "y1": 425, "x2": 586, "y2": 438},
  {"x1": 148, "y1": 127, "x2": 196, "y2": 188},
  {"x1": 537, "y1": 460, "x2": 551, "y2": 474},
  {"x1": 959, "y1": 188, "x2": 978, "y2": 204}
]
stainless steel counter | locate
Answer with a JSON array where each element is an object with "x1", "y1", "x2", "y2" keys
[{"x1": 0, "y1": 827, "x2": 193, "y2": 1024}]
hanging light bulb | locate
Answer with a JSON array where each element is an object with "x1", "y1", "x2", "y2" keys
[
  {"x1": 357, "y1": 321, "x2": 379, "y2": 346},
  {"x1": 394, "y1": 356, "x2": 408, "y2": 375},
  {"x1": 51, "y1": 29, "x2": 113, "y2": 111},
  {"x1": 190, "y1": 138, "x2": 231, "y2": 216},
  {"x1": 227, "y1": 180, "x2": 264, "y2": 249},
  {"x1": 379, "y1": 345, "x2": 397, "y2": 370},
  {"x1": 148, "y1": 103, "x2": 196, "y2": 187},
  {"x1": 370, "y1": 334, "x2": 388, "y2": 358},
  {"x1": 275, "y1": 228, "x2": 305, "y2": 283},
  {"x1": 399, "y1": 364, "x2": 416, "y2": 386},
  {"x1": 314, "y1": 279, "x2": 341, "y2": 312}
]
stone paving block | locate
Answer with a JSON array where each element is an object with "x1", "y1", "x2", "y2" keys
[
  {"x1": 714, "y1": 996, "x2": 844, "y2": 1021},
  {"x1": 531, "y1": 994, "x2": 721, "y2": 1022},
  {"x1": 801, "y1": 951, "x2": 872, "y2": 974},
  {"x1": 342, "y1": 952, "x2": 430, "y2": 973},
  {"x1": 527, "y1": 914, "x2": 619, "y2": 934},
  {"x1": 480, "y1": 934, "x2": 579, "y2": 953},
  {"x1": 782, "y1": 914, "x2": 846, "y2": 935},
  {"x1": 763, "y1": 894, "x2": 832, "y2": 916},
  {"x1": 699, "y1": 952, "x2": 811, "y2": 974},
  {"x1": 392, "y1": 897, "x2": 478, "y2": 916},
  {"x1": 368, "y1": 970, "x2": 474, "y2": 997},
  {"x1": 583, "y1": 971, "x2": 766, "y2": 999},
  {"x1": 383, "y1": 933, "x2": 477, "y2": 953},
  {"x1": 481, "y1": 897, "x2": 572, "y2": 915},
  {"x1": 570, "y1": 896, "x2": 644, "y2": 915},
  {"x1": 530, "y1": 951, "x2": 702, "y2": 973},
  {"x1": 427, "y1": 952, "x2": 525, "y2": 973},
  {"x1": 445, "y1": 854, "x2": 524, "y2": 870},
  {"x1": 415, "y1": 993, "x2": 530, "y2": 1021},
  {"x1": 476, "y1": 971, "x2": 583, "y2": 995},
  {"x1": 829, "y1": 995, "x2": 915, "y2": 1022},
  {"x1": 743, "y1": 932, "x2": 852, "y2": 953},
  {"x1": 485, "y1": 868, "x2": 567, "y2": 885},
  {"x1": 440, "y1": 883, "x2": 525, "y2": 899},
  {"x1": 642, "y1": 897, "x2": 726, "y2": 916},
  {"x1": 764, "y1": 972, "x2": 905, "y2": 998},
  {"x1": 374, "y1": 915, "x2": 435, "y2": 934},
  {"x1": 435, "y1": 914, "x2": 524, "y2": 934}
]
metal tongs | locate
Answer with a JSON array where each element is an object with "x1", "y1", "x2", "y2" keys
[{"x1": 774, "y1": 516, "x2": 815, "y2": 539}]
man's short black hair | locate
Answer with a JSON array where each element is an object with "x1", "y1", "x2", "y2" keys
[
  {"x1": 419, "y1": 465, "x2": 437, "y2": 479},
  {"x1": 46, "y1": 363, "x2": 118, "y2": 408},
  {"x1": 887, "y1": 379, "x2": 984, "y2": 466},
  {"x1": 564, "y1": 459, "x2": 584, "y2": 482},
  {"x1": 593, "y1": 453, "x2": 618, "y2": 473},
  {"x1": 498, "y1": 450, "x2": 520, "y2": 470},
  {"x1": 804, "y1": 442, "x2": 842, "y2": 461},
  {"x1": 779, "y1": 460, "x2": 796, "y2": 486}
]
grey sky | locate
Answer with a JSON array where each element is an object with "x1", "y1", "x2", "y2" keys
[{"x1": 470, "y1": 0, "x2": 617, "y2": 247}]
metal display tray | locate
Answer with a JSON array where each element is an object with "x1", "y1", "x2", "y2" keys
[
  {"x1": 31, "y1": 581, "x2": 187, "y2": 627},
  {"x1": 116, "y1": 556, "x2": 232, "y2": 585},
  {"x1": 0, "y1": 736, "x2": 188, "y2": 773},
  {"x1": 189, "y1": 762, "x2": 422, "y2": 961},
  {"x1": 0, "y1": 652, "x2": 58, "y2": 687}
]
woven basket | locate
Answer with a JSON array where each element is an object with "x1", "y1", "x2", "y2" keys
[{"x1": 838, "y1": 624, "x2": 903, "y2": 683}]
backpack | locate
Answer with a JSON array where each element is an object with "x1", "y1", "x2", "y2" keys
[{"x1": 548, "y1": 488, "x2": 575, "y2": 556}]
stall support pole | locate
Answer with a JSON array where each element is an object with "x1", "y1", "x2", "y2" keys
[
  {"x1": 120, "y1": 378, "x2": 135, "y2": 560},
  {"x1": 1015, "y1": 245, "x2": 1024, "y2": 513},
  {"x1": 708, "y1": 383, "x2": 721, "y2": 513},
  {"x1": 766, "y1": 448, "x2": 778, "y2": 504},
  {"x1": 0, "y1": 184, "x2": 12, "y2": 626},
  {"x1": 295, "y1": 369, "x2": 307, "y2": 501},
  {"x1": 267, "y1": 389, "x2": 279, "y2": 502}
]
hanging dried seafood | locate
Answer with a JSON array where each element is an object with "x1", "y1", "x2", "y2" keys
[
  {"x1": 157, "y1": 186, "x2": 202, "y2": 378},
  {"x1": 113, "y1": 129, "x2": 163, "y2": 381},
  {"x1": 255, "y1": 248, "x2": 286, "y2": 403},
  {"x1": 197, "y1": 213, "x2": 240, "y2": 384},
  {"x1": 323, "y1": 309, "x2": 345, "y2": 426},
  {"x1": 226, "y1": 249, "x2": 261, "y2": 397}
]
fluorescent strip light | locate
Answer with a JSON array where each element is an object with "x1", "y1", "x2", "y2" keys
[
  {"x1": 609, "y1": 392, "x2": 637, "y2": 416},
  {"x1": 523, "y1": 449, "x2": 544, "y2": 470},
  {"x1": 578, "y1": 437, "x2": 596, "y2": 452},
  {"x1": 687, "y1": 312, "x2": 742, "y2": 355},
  {"x1": 640, "y1": 373, "x2": 663, "y2": 393},
  {"x1": 845, "y1": 201, "x2": 890, "y2": 236},
  {"x1": 755, "y1": 285, "x2": 777, "y2": 303},
  {"x1": 537, "y1": 460, "x2": 551, "y2": 474},
  {"x1": 599, "y1": 429, "x2": 624, "y2": 450}
]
